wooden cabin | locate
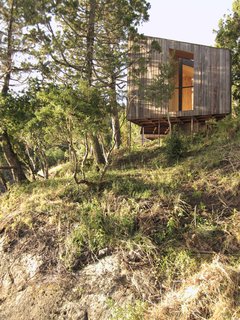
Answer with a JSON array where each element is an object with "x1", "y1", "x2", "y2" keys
[{"x1": 127, "y1": 37, "x2": 231, "y2": 137}]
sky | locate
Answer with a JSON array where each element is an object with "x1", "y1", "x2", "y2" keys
[{"x1": 139, "y1": 0, "x2": 234, "y2": 46}]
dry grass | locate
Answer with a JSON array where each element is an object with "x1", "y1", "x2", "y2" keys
[{"x1": 147, "y1": 257, "x2": 240, "y2": 320}]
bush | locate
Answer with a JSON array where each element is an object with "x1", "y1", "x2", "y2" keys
[
  {"x1": 215, "y1": 115, "x2": 240, "y2": 141},
  {"x1": 61, "y1": 198, "x2": 137, "y2": 270},
  {"x1": 46, "y1": 146, "x2": 66, "y2": 166},
  {"x1": 165, "y1": 132, "x2": 187, "y2": 162},
  {"x1": 157, "y1": 248, "x2": 198, "y2": 287}
]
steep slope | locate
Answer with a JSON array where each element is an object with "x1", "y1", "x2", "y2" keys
[{"x1": 0, "y1": 118, "x2": 240, "y2": 319}]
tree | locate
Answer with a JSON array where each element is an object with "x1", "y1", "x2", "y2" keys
[
  {"x1": 94, "y1": 0, "x2": 150, "y2": 148},
  {"x1": 145, "y1": 59, "x2": 177, "y2": 135},
  {"x1": 32, "y1": 0, "x2": 150, "y2": 152},
  {"x1": 18, "y1": 81, "x2": 110, "y2": 182},
  {"x1": 144, "y1": 61, "x2": 176, "y2": 107},
  {"x1": 31, "y1": 0, "x2": 111, "y2": 164},
  {"x1": 0, "y1": 0, "x2": 152, "y2": 184},
  {"x1": 215, "y1": 0, "x2": 240, "y2": 110},
  {"x1": 0, "y1": 0, "x2": 36, "y2": 182},
  {"x1": 0, "y1": 91, "x2": 37, "y2": 180},
  {"x1": 128, "y1": 39, "x2": 177, "y2": 135}
]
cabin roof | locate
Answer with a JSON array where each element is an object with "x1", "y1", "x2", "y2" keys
[{"x1": 140, "y1": 35, "x2": 231, "y2": 53}]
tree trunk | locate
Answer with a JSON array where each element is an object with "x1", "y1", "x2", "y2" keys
[
  {"x1": 167, "y1": 111, "x2": 172, "y2": 135},
  {"x1": 111, "y1": 106, "x2": 121, "y2": 149},
  {"x1": 1, "y1": 131, "x2": 28, "y2": 183},
  {"x1": 86, "y1": 0, "x2": 105, "y2": 164},
  {"x1": 25, "y1": 144, "x2": 36, "y2": 180},
  {"x1": 1, "y1": 0, "x2": 14, "y2": 97},
  {"x1": 0, "y1": 0, "x2": 28, "y2": 184},
  {"x1": 0, "y1": 172, "x2": 8, "y2": 191},
  {"x1": 89, "y1": 133, "x2": 106, "y2": 165},
  {"x1": 110, "y1": 79, "x2": 121, "y2": 148},
  {"x1": 86, "y1": 0, "x2": 96, "y2": 86}
]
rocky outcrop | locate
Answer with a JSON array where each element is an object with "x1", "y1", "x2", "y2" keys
[{"x1": 0, "y1": 230, "x2": 157, "y2": 320}]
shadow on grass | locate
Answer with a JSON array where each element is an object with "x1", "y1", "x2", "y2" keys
[
  {"x1": 11, "y1": 177, "x2": 72, "y2": 196},
  {"x1": 103, "y1": 173, "x2": 173, "y2": 199},
  {"x1": 112, "y1": 146, "x2": 166, "y2": 170}
]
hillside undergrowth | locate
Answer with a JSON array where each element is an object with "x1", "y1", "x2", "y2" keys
[{"x1": 0, "y1": 117, "x2": 240, "y2": 319}]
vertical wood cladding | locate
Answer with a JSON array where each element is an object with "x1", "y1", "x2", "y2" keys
[{"x1": 128, "y1": 37, "x2": 231, "y2": 121}]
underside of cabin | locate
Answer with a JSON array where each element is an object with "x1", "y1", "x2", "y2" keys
[{"x1": 132, "y1": 113, "x2": 228, "y2": 140}]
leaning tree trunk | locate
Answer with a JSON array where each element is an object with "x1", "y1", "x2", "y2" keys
[
  {"x1": 0, "y1": 171, "x2": 8, "y2": 191},
  {"x1": 0, "y1": 0, "x2": 28, "y2": 183},
  {"x1": 89, "y1": 133, "x2": 106, "y2": 165},
  {"x1": 86, "y1": 0, "x2": 106, "y2": 165},
  {"x1": 1, "y1": 131, "x2": 28, "y2": 183},
  {"x1": 111, "y1": 107, "x2": 121, "y2": 149},
  {"x1": 110, "y1": 80, "x2": 121, "y2": 148}
]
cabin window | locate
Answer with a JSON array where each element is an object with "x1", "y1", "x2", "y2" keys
[{"x1": 169, "y1": 50, "x2": 194, "y2": 112}]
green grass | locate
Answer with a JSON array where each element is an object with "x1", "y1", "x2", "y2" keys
[{"x1": 0, "y1": 116, "x2": 240, "y2": 289}]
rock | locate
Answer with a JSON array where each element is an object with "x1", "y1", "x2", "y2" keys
[{"x1": 0, "y1": 233, "x2": 157, "y2": 320}]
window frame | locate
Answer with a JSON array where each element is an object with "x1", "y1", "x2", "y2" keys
[
  {"x1": 169, "y1": 49, "x2": 194, "y2": 112},
  {"x1": 178, "y1": 58, "x2": 194, "y2": 111}
]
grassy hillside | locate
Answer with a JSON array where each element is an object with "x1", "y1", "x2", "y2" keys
[{"x1": 0, "y1": 117, "x2": 240, "y2": 319}]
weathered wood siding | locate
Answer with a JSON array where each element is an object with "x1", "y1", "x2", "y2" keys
[{"x1": 128, "y1": 37, "x2": 231, "y2": 121}]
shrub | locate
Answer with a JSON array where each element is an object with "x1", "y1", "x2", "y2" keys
[
  {"x1": 165, "y1": 132, "x2": 187, "y2": 162},
  {"x1": 61, "y1": 199, "x2": 137, "y2": 270},
  {"x1": 46, "y1": 146, "x2": 66, "y2": 167},
  {"x1": 157, "y1": 248, "x2": 198, "y2": 288},
  {"x1": 215, "y1": 115, "x2": 240, "y2": 140}
]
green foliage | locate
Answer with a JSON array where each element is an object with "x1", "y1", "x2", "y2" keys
[
  {"x1": 45, "y1": 147, "x2": 66, "y2": 167},
  {"x1": 165, "y1": 132, "x2": 187, "y2": 162},
  {"x1": 1, "y1": 0, "x2": 153, "y2": 185},
  {"x1": 157, "y1": 248, "x2": 199, "y2": 287},
  {"x1": 145, "y1": 60, "x2": 176, "y2": 107},
  {"x1": 0, "y1": 93, "x2": 34, "y2": 133},
  {"x1": 0, "y1": 81, "x2": 110, "y2": 177},
  {"x1": 118, "y1": 112, "x2": 141, "y2": 148},
  {"x1": 30, "y1": 0, "x2": 151, "y2": 89},
  {"x1": 62, "y1": 198, "x2": 137, "y2": 269},
  {"x1": 1, "y1": 113, "x2": 240, "y2": 319},
  {"x1": 0, "y1": 0, "x2": 41, "y2": 85},
  {"x1": 111, "y1": 175, "x2": 152, "y2": 198},
  {"x1": 110, "y1": 300, "x2": 147, "y2": 320},
  {"x1": 215, "y1": 0, "x2": 240, "y2": 108},
  {"x1": 1, "y1": 115, "x2": 240, "y2": 320},
  {"x1": 214, "y1": 115, "x2": 240, "y2": 141},
  {"x1": 28, "y1": 81, "x2": 109, "y2": 137},
  {"x1": 150, "y1": 40, "x2": 162, "y2": 52}
]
